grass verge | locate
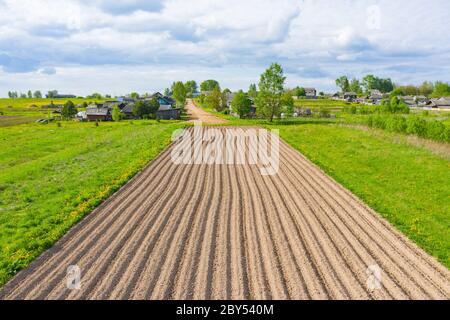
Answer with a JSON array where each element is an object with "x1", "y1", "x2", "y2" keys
[{"x1": 0, "y1": 120, "x2": 184, "y2": 285}]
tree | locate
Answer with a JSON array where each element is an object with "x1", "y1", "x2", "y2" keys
[
  {"x1": 172, "y1": 81, "x2": 187, "y2": 107},
  {"x1": 362, "y1": 75, "x2": 393, "y2": 93},
  {"x1": 255, "y1": 63, "x2": 286, "y2": 122},
  {"x1": 248, "y1": 83, "x2": 257, "y2": 98},
  {"x1": 431, "y1": 81, "x2": 450, "y2": 98},
  {"x1": 20, "y1": 93, "x2": 27, "y2": 98},
  {"x1": 349, "y1": 78, "x2": 362, "y2": 94},
  {"x1": 336, "y1": 76, "x2": 350, "y2": 93},
  {"x1": 146, "y1": 97, "x2": 160, "y2": 115},
  {"x1": 112, "y1": 105, "x2": 121, "y2": 121},
  {"x1": 281, "y1": 91, "x2": 294, "y2": 116},
  {"x1": 294, "y1": 86, "x2": 306, "y2": 97},
  {"x1": 205, "y1": 86, "x2": 222, "y2": 111},
  {"x1": 132, "y1": 99, "x2": 159, "y2": 119},
  {"x1": 27, "y1": 90, "x2": 32, "y2": 99},
  {"x1": 47, "y1": 90, "x2": 58, "y2": 98},
  {"x1": 200, "y1": 79, "x2": 220, "y2": 92},
  {"x1": 33, "y1": 90, "x2": 42, "y2": 98},
  {"x1": 231, "y1": 90, "x2": 251, "y2": 118},
  {"x1": 184, "y1": 80, "x2": 198, "y2": 97},
  {"x1": 419, "y1": 81, "x2": 434, "y2": 96},
  {"x1": 61, "y1": 100, "x2": 77, "y2": 119},
  {"x1": 129, "y1": 92, "x2": 139, "y2": 100},
  {"x1": 163, "y1": 88, "x2": 171, "y2": 96}
]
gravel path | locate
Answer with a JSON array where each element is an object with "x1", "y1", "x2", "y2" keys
[{"x1": 1, "y1": 127, "x2": 449, "y2": 300}]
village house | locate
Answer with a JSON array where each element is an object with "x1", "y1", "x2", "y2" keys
[
  {"x1": 400, "y1": 96, "x2": 417, "y2": 107},
  {"x1": 426, "y1": 97, "x2": 450, "y2": 110},
  {"x1": 304, "y1": 88, "x2": 317, "y2": 99},
  {"x1": 156, "y1": 108, "x2": 181, "y2": 120},
  {"x1": 85, "y1": 104, "x2": 112, "y2": 121},
  {"x1": 368, "y1": 90, "x2": 383, "y2": 105},
  {"x1": 344, "y1": 92, "x2": 357, "y2": 102}
]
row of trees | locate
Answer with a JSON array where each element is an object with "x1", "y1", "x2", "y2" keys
[
  {"x1": 8, "y1": 90, "x2": 43, "y2": 99},
  {"x1": 391, "y1": 81, "x2": 450, "y2": 98},
  {"x1": 335, "y1": 75, "x2": 394, "y2": 94}
]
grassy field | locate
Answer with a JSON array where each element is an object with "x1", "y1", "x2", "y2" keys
[
  {"x1": 268, "y1": 123, "x2": 450, "y2": 268},
  {"x1": 0, "y1": 120, "x2": 184, "y2": 285},
  {"x1": 0, "y1": 98, "x2": 113, "y2": 126}
]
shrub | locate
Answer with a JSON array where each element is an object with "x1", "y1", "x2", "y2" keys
[
  {"x1": 319, "y1": 107, "x2": 330, "y2": 117},
  {"x1": 444, "y1": 127, "x2": 450, "y2": 143},
  {"x1": 426, "y1": 121, "x2": 445, "y2": 141},
  {"x1": 385, "y1": 116, "x2": 407, "y2": 133},
  {"x1": 406, "y1": 116, "x2": 427, "y2": 137}
]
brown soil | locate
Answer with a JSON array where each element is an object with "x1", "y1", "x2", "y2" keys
[{"x1": 1, "y1": 127, "x2": 449, "y2": 300}]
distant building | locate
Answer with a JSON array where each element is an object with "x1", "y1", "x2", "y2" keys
[
  {"x1": 344, "y1": 92, "x2": 357, "y2": 102},
  {"x1": 156, "y1": 108, "x2": 181, "y2": 120},
  {"x1": 426, "y1": 98, "x2": 450, "y2": 110},
  {"x1": 368, "y1": 90, "x2": 383, "y2": 104},
  {"x1": 304, "y1": 88, "x2": 317, "y2": 99},
  {"x1": 46, "y1": 94, "x2": 77, "y2": 99},
  {"x1": 85, "y1": 106, "x2": 112, "y2": 121}
]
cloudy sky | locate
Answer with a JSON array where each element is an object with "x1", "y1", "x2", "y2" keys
[{"x1": 0, "y1": 0, "x2": 449, "y2": 96}]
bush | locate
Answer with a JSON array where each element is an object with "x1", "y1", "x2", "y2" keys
[
  {"x1": 385, "y1": 116, "x2": 407, "y2": 133},
  {"x1": 406, "y1": 116, "x2": 427, "y2": 137},
  {"x1": 444, "y1": 127, "x2": 450, "y2": 143},
  {"x1": 343, "y1": 105, "x2": 357, "y2": 114},
  {"x1": 319, "y1": 107, "x2": 330, "y2": 117},
  {"x1": 426, "y1": 121, "x2": 446, "y2": 141}
]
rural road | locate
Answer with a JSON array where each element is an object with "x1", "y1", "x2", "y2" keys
[
  {"x1": 1, "y1": 126, "x2": 450, "y2": 300},
  {"x1": 185, "y1": 99, "x2": 229, "y2": 124}
]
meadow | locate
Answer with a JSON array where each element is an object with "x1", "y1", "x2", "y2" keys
[
  {"x1": 268, "y1": 123, "x2": 450, "y2": 268},
  {"x1": 0, "y1": 120, "x2": 184, "y2": 285},
  {"x1": 0, "y1": 98, "x2": 112, "y2": 127}
]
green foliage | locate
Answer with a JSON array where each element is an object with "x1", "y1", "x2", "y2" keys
[
  {"x1": 231, "y1": 90, "x2": 252, "y2": 118},
  {"x1": 112, "y1": 105, "x2": 122, "y2": 122},
  {"x1": 281, "y1": 92, "x2": 294, "y2": 116},
  {"x1": 47, "y1": 90, "x2": 58, "y2": 98},
  {"x1": 129, "y1": 92, "x2": 139, "y2": 100},
  {"x1": 274, "y1": 124, "x2": 450, "y2": 268},
  {"x1": 0, "y1": 121, "x2": 184, "y2": 286},
  {"x1": 33, "y1": 91, "x2": 42, "y2": 99},
  {"x1": 204, "y1": 86, "x2": 222, "y2": 111},
  {"x1": 406, "y1": 116, "x2": 427, "y2": 137},
  {"x1": 426, "y1": 121, "x2": 446, "y2": 141},
  {"x1": 256, "y1": 63, "x2": 286, "y2": 122},
  {"x1": 335, "y1": 76, "x2": 350, "y2": 93},
  {"x1": 431, "y1": 81, "x2": 450, "y2": 98},
  {"x1": 200, "y1": 79, "x2": 220, "y2": 92},
  {"x1": 184, "y1": 80, "x2": 198, "y2": 98},
  {"x1": 132, "y1": 99, "x2": 159, "y2": 118},
  {"x1": 294, "y1": 86, "x2": 306, "y2": 97},
  {"x1": 349, "y1": 78, "x2": 362, "y2": 94},
  {"x1": 172, "y1": 81, "x2": 187, "y2": 107},
  {"x1": 362, "y1": 75, "x2": 394, "y2": 93},
  {"x1": 61, "y1": 100, "x2": 77, "y2": 120},
  {"x1": 248, "y1": 83, "x2": 257, "y2": 98}
]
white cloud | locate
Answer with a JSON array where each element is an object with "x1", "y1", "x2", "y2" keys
[{"x1": 0, "y1": 0, "x2": 449, "y2": 95}]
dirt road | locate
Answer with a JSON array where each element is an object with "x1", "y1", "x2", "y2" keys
[
  {"x1": 185, "y1": 99, "x2": 229, "y2": 124},
  {"x1": 1, "y1": 127, "x2": 449, "y2": 300}
]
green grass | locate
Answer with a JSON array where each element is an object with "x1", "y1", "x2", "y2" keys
[
  {"x1": 294, "y1": 98, "x2": 355, "y2": 110},
  {"x1": 0, "y1": 120, "x2": 184, "y2": 285},
  {"x1": 0, "y1": 98, "x2": 114, "y2": 126},
  {"x1": 268, "y1": 123, "x2": 450, "y2": 268}
]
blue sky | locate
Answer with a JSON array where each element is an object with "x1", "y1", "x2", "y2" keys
[{"x1": 0, "y1": 0, "x2": 449, "y2": 96}]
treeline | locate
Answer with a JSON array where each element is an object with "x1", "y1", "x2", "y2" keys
[
  {"x1": 8, "y1": 90, "x2": 42, "y2": 99},
  {"x1": 391, "y1": 81, "x2": 450, "y2": 98},
  {"x1": 335, "y1": 75, "x2": 394, "y2": 94},
  {"x1": 335, "y1": 75, "x2": 450, "y2": 98}
]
